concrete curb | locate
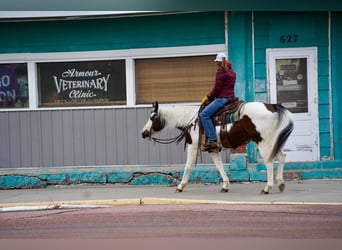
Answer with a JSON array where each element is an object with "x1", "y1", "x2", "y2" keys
[
  {"x1": 0, "y1": 199, "x2": 142, "y2": 211},
  {"x1": 2, "y1": 159, "x2": 342, "y2": 189},
  {"x1": 1, "y1": 197, "x2": 342, "y2": 212}
]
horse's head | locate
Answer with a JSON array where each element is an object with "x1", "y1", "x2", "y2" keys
[{"x1": 141, "y1": 101, "x2": 166, "y2": 139}]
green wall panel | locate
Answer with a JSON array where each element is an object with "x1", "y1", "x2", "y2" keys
[
  {"x1": 254, "y1": 48, "x2": 266, "y2": 63},
  {"x1": 265, "y1": 13, "x2": 328, "y2": 48},
  {"x1": 331, "y1": 12, "x2": 342, "y2": 160},
  {"x1": 318, "y1": 90, "x2": 329, "y2": 104},
  {"x1": 227, "y1": 12, "x2": 253, "y2": 101},
  {"x1": 0, "y1": 12, "x2": 225, "y2": 53},
  {"x1": 318, "y1": 76, "x2": 329, "y2": 91},
  {"x1": 255, "y1": 63, "x2": 266, "y2": 78},
  {"x1": 320, "y1": 133, "x2": 331, "y2": 148},
  {"x1": 254, "y1": 78, "x2": 267, "y2": 93},
  {"x1": 318, "y1": 46, "x2": 329, "y2": 59},
  {"x1": 318, "y1": 60, "x2": 330, "y2": 76},
  {"x1": 254, "y1": 93, "x2": 267, "y2": 103},
  {"x1": 319, "y1": 105, "x2": 330, "y2": 119},
  {"x1": 320, "y1": 148, "x2": 331, "y2": 159},
  {"x1": 319, "y1": 119, "x2": 330, "y2": 134}
]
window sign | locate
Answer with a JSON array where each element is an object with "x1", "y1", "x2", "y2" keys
[
  {"x1": 275, "y1": 58, "x2": 308, "y2": 113},
  {"x1": 0, "y1": 63, "x2": 28, "y2": 108},
  {"x1": 37, "y1": 60, "x2": 126, "y2": 107}
]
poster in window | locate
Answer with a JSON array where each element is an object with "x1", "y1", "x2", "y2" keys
[
  {"x1": 0, "y1": 64, "x2": 29, "y2": 108},
  {"x1": 37, "y1": 60, "x2": 126, "y2": 107},
  {"x1": 275, "y1": 58, "x2": 308, "y2": 113}
]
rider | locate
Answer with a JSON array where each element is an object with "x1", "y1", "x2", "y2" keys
[{"x1": 200, "y1": 52, "x2": 236, "y2": 151}]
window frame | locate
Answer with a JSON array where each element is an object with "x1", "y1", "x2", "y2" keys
[
  {"x1": 0, "y1": 44, "x2": 226, "y2": 111},
  {"x1": 0, "y1": 62, "x2": 29, "y2": 109}
]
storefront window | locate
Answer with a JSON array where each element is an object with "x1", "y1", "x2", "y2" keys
[
  {"x1": 0, "y1": 63, "x2": 28, "y2": 108},
  {"x1": 37, "y1": 60, "x2": 126, "y2": 107},
  {"x1": 275, "y1": 58, "x2": 308, "y2": 113}
]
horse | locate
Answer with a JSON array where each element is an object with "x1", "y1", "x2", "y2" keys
[{"x1": 141, "y1": 101, "x2": 294, "y2": 194}]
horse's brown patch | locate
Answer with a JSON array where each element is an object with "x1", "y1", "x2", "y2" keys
[
  {"x1": 220, "y1": 115, "x2": 262, "y2": 149},
  {"x1": 151, "y1": 114, "x2": 166, "y2": 132},
  {"x1": 264, "y1": 103, "x2": 277, "y2": 113}
]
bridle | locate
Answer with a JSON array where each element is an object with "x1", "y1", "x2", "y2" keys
[
  {"x1": 151, "y1": 123, "x2": 194, "y2": 145},
  {"x1": 150, "y1": 107, "x2": 199, "y2": 149}
]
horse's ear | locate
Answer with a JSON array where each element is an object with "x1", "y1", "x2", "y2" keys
[{"x1": 153, "y1": 101, "x2": 159, "y2": 113}]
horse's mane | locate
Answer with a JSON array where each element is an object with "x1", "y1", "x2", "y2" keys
[{"x1": 158, "y1": 105, "x2": 199, "y2": 128}]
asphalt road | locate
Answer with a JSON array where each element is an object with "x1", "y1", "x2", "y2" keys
[
  {"x1": 2, "y1": 180, "x2": 342, "y2": 249},
  {"x1": 1, "y1": 204, "x2": 342, "y2": 239}
]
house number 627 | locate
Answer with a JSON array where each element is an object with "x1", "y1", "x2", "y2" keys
[{"x1": 280, "y1": 34, "x2": 298, "y2": 43}]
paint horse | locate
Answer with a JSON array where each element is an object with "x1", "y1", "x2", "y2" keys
[{"x1": 141, "y1": 101, "x2": 294, "y2": 194}]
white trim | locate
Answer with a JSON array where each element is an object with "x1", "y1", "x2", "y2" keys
[
  {"x1": 251, "y1": 11, "x2": 256, "y2": 101},
  {"x1": 328, "y1": 11, "x2": 334, "y2": 159},
  {"x1": 0, "y1": 11, "x2": 157, "y2": 19},
  {"x1": 27, "y1": 62, "x2": 38, "y2": 108},
  {"x1": 125, "y1": 58, "x2": 136, "y2": 106},
  {"x1": 224, "y1": 11, "x2": 228, "y2": 57},
  {"x1": 0, "y1": 44, "x2": 225, "y2": 62},
  {"x1": 0, "y1": 44, "x2": 225, "y2": 111}
]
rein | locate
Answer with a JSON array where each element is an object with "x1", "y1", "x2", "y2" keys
[{"x1": 151, "y1": 123, "x2": 193, "y2": 145}]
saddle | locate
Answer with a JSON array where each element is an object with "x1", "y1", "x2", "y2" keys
[
  {"x1": 199, "y1": 97, "x2": 245, "y2": 151},
  {"x1": 211, "y1": 97, "x2": 245, "y2": 126}
]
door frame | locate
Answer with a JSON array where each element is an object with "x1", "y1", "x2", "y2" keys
[{"x1": 266, "y1": 46, "x2": 320, "y2": 161}]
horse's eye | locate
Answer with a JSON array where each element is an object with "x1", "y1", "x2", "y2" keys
[{"x1": 150, "y1": 112, "x2": 157, "y2": 121}]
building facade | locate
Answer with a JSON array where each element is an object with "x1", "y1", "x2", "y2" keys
[{"x1": 0, "y1": 11, "x2": 341, "y2": 188}]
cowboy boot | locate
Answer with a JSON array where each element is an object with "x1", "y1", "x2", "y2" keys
[{"x1": 203, "y1": 140, "x2": 219, "y2": 151}]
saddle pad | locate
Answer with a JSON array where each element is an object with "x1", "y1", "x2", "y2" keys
[{"x1": 211, "y1": 101, "x2": 245, "y2": 126}]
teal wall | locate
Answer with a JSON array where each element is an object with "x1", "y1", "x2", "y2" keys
[
  {"x1": 253, "y1": 12, "x2": 331, "y2": 159},
  {"x1": 331, "y1": 12, "x2": 342, "y2": 161},
  {"x1": 227, "y1": 12, "x2": 257, "y2": 161},
  {"x1": 0, "y1": 12, "x2": 225, "y2": 53},
  {"x1": 227, "y1": 12, "x2": 254, "y2": 101}
]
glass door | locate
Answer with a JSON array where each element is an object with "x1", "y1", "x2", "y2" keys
[{"x1": 267, "y1": 47, "x2": 319, "y2": 162}]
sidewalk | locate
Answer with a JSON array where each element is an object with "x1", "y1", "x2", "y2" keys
[{"x1": 1, "y1": 179, "x2": 342, "y2": 211}]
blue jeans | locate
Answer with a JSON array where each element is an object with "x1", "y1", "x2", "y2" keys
[{"x1": 200, "y1": 98, "x2": 230, "y2": 141}]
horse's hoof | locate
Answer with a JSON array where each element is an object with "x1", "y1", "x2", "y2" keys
[
  {"x1": 260, "y1": 189, "x2": 269, "y2": 195},
  {"x1": 175, "y1": 188, "x2": 183, "y2": 192},
  {"x1": 220, "y1": 188, "x2": 229, "y2": 193},
  {"x1": 278, "y1": 183, "x2": 285, "y2": 192}
]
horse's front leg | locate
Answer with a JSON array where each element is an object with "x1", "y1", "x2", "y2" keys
[
  {"x1": 209, "y1": 150, "x2": 230, "y2": 192},
  {"x1": 176, "y1": 144, "x2": 198, "y2": 192}
]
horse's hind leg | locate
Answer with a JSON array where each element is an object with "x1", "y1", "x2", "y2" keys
[
  {"x1": 276, "y1": 150, "x2": 286, "y2": 192},
  {"x1": 258, "y1": 144, "x2": 274, "y2": 194},
  {"x1": 260, "y1": 160, "x2": 274, "y2": 194},
  {"x1": 176, "y1": 144, "x2": 198, "y2": 192},
  {"x1": 209, "y1": 150, "x2": 230, "y2": 192}
]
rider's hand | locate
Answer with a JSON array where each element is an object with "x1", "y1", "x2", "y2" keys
[{"x1": 201, "y1": 96, "x2": 208, "y2": 104}]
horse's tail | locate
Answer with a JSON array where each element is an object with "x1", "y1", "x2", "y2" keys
[{"x1": 269, "y1": 104, "x2": 294, "y2": 162}]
